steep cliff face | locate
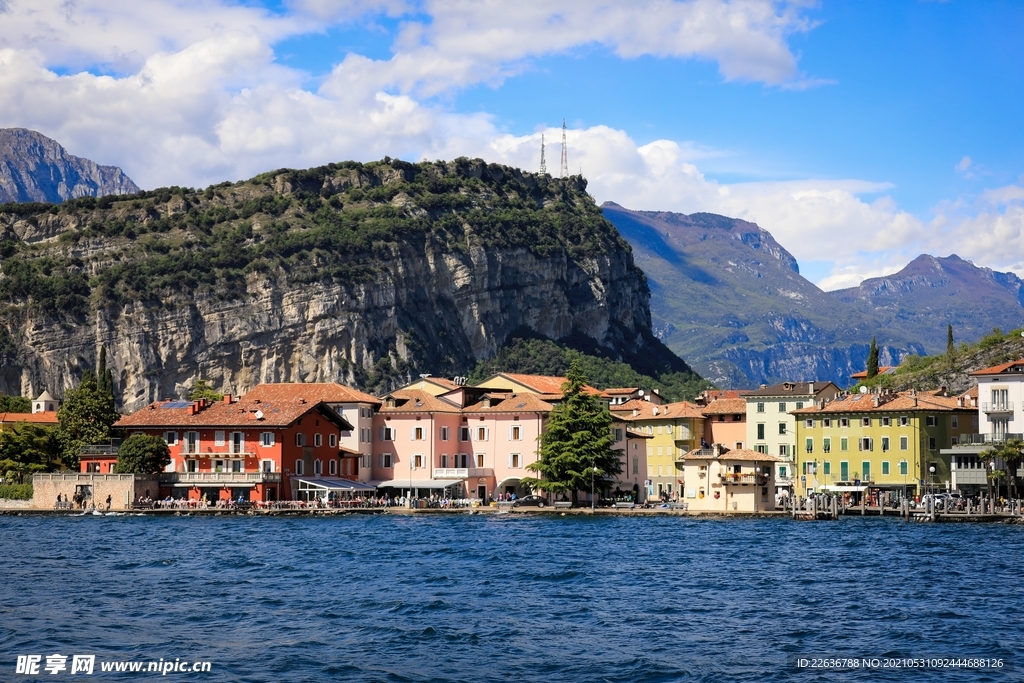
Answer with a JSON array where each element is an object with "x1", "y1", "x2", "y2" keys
[
  {"x1": 0, "y1": 128, "x2": 141, "y2": 203},
  {"x1": 602, "y1": 202, "x2": 924, "y2": 388},
  {"x1": 0, "y1": 159, "x2": 687, "y2": 411}
]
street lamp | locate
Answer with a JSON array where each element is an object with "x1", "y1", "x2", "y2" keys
[{"x1": 591, "y1": 459, "x2": 596, "y2": 513}]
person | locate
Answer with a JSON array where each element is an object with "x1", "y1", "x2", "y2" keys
[{"x1": 105, "y1": 494, "x2": 112, "y2": 511}]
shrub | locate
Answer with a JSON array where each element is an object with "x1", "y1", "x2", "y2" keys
[{"x1": 0, "y1": 483, "x2": 33, "y2": 500}]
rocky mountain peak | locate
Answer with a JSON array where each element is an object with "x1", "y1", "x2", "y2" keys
[{"x1": 0, "y1": 128, "x2": 140, "y2": 204}]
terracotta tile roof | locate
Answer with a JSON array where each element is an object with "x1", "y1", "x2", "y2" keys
[
  {"x1": 701, "y1": 398, "x2": 747, "y2": 416},
  {"x1": 117, "y1": 397, "x2": 352, "y2": 430},
  {"x1": 701, "y1": 389, "x2": 751, "y2": 400},
  {"x1": 379, "y1": 390, "x2": 462, "y2": 414},
  {"x1": 964, "y1": 386, "x2": 979, "y2": 398},
  {"x1": 849, "y1": 367, "x2": 895, "y2": 379},
  {"x1": 791, "y1": 391, "x2": 975, "y2": 415},
  {"x1": 969, "y1": 359, "x2": 1024, "y2": 376},
  {"x1": 683, "y1": 447, "x2": 783, "y2": 462},
  {"x1": 245, "y1": 382, "x2": 380, "y2": 405},
  {"x1": 423, "y1": 377, "x2": 460, "y2": 389},
  {"x1": 0, "y1": 411, "x2": 59, "y2": 425},
  {"x1": 490, "y1": 373, "x2": 602, "y2": 396},
  {"x1": 745, "y1": 381, "x2": 839, "y2": 397},
  {"x1": 463, "y1": 392, "x2": 554, "y2": 414},
  {"x1": 602, "y1": 387, "x2": 639, "y2": 395},
  {"x1": 610, "y1": 400, "x2": 704, "y2": 420}
]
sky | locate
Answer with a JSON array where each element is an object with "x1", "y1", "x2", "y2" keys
[{"x1": 0, "y1": 0, "x2": 1021, "y2": 290}]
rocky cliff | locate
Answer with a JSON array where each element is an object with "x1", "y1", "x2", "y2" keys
[
  {"x1": 0, "y1": 128, "x2": 140, "y2": 204},
  {"x1": 602, "y1": 202, "x2": 922, "y2": 388},
  {"x1": 0, "y1": 159, "x2": 692, "y2": 411}
]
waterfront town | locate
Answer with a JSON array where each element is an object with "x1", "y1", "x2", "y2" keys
[{"x1": 7, "y1": 359, "x2": 1024, "y2": 516}]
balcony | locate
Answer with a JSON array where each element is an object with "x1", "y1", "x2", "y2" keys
[
  {"x1": 719, "y1": 473, "x2": 769, "y2": 485},
  {"x1": 953, "y1": 433, "x2": 1024, "y2": 447},
  {"x1": 982, "y1": 402, "x2": 1014, "y2": 414},
  {"x1": 432, "y1": 468, "x2": 494, "y2": 479},
  {"x1": 160, "y1": 472, "x2": 282, "y2": 485},
  {"x1": 179, "y1": 448, "x2": 258, "y2": 458}
]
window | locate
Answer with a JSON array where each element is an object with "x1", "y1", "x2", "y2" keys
[
  {"x1": 329, "y1": 434, "x2": 337, "y2": 448},
  {"x1": 778, "y1": 402, "x2": 787, "y2": 412},
  {"x1": 732, "y1": 414, "x2": 742, "y2": 422},
  {"x1": 900, "y1": 460, "x2": 908, "y2": 475},
  {"x1": 862, "y1": 461, "x2": 870, "y2": 480},
  {"x1": 440, "y1": 427, "x2": 450, "y2": 441},
  {"x1": 823, "y1": 437, "x2": 831, "y2": 453},
  {"x1": 231, "y1": 460, "x2": 243, "y2": 473},
  {"x1": 647, "y1": 446, "x2": 653, "y2": 456},
  {"x1": 458, "y1": 426, "x2": 470, "y2": 442},
  {"x1": 214, "y1": 431, "x2": 225, "y2": 446},
  {"x1": 881, "y1": 437, "x2": 890, "y2": 452},
  {"x1": 656, "y1": 425, "x2": 663, "y2": 435},
  {"x1": 295, "y1": 460, "x2": 304, "y2": 475},
  {"x1": 261, "y1": 460, "x2": 274, "y2": 473},
  {"x1": 455, "y1": 453, "x2": 469, "y2": 468},
  {"x1": 85, "y1": 462, "x2": 100, "y2": 473},
  {"x1": 380, "y1": 453, "x2": 393, "y2": 468},
  {"x1": 823, "y1": 461, "x2": 831, "y2": 475},
  {"x1": 900, "y1": 436, "x2": 909, "y2": 451},
  {"x1": 476, "y1": 426, "x2": 489, "y2": 441},
  {"x1": 164, "y1": 431, "x2": 178, "y2": 446},
  {"x1": 380, "y1": 426, "x2": 395, "y2": 441},
  {"x1": 756, "y1": 445, "x2": 767, "y2": 454},
  {"x1": 757, "y1": 423, "x2": 765, "y2": 440},
  {"x1": 186, "y1": 459, "x2": 198, "y2": 473},
  {"x1": 614, "y1": 428, "x2": 623, "y2": 442},
  {"x1": 899, "y1": 416, "x2": 909, "y2": 426},
  {"x1": 510, "y1": 426, "x2": 522, "y2": 441},
  {"x1": 295, "y1": 433, "x2": 306, "y2": 447},
  {"x1": 861, "y1": 417, "x2": 871, "y2": 427},
  {"x1": 881, "y1": 417, "x2": 890, "y2": 427},
  {"x1": 261, "y1": 432, "x2": 275, "y2": 447},
  {"x1": 805, "y1": 438, "x2": 813, "y2": 453},
  {"x1": 952, "y1": 415, "x2": 958, "y2": 428},
  {"x1": 926, "y1": 415, "x2": 937, "y2": 427},
  {"x1": 657, "y1": 446, "x2": 663, "y2": 456},
  {"x1": 184, "y1": 431, "x2": 199, "y2": 454},
  {"x1": 632, "y1": 457, "x2": 639, "y2": 475},
  {"x1": 329, "y1": 459, "x2": 337, "y2": 475},
  {"x1": 509, "y1": 453, "x2": 521, "y2": 468},
  {"x1": 476, "y1": 453, "x2": 485, "y2": 468},
  {"x1": 882, "y1": 461, "x2": 890, "y2": 475},
  {"x1": 951, "y1": 436, "x2": 959, "y2": 446},
  {"x1": 779, "y1": 465, "x2": 787, "y2": 478},
  {"x1": 779, "y1": 444, "x2": 789, "y2": 457},
  {"x1": 756, "y1": 402, "x2": 765, "y2": 413},
  {"x1": 314, "y1": 433, "x2": 322, "y2": 447},
  {"x1": 840, "y1": 437, "x2": 849, "y2": 451},
  {"x1": 313, "y1": 460, "x2": 322, "y2": 475},
  {"x1": 229, "y1": 431, "x2": 244, "y2": 454},
  {"x1": 795, "y1": 402, "x2": 804, "y2": 410},
  {"x1": 440, "y1": 454, "x2": 448, "y2": 468},
  {"x1": 778, "y1": 423, "x2": 787, "y2": 435},
  {"x1": 840, "y1": 461, "x2": 849, "y2": 481},
  {"x1": 413, "y1": 454, "x2": 423, "y2": 469},
  {"x1": 805, "y1": 419, "x2": 814, "y2": 428},
  {"x1": 802, "y1": 461, "x2": 815, "y2": 475},
  {"x1": 859, "y1": 437, "x2": 873, "y2": 451},
  {"x1": 823, "y1": 418, "x2": 831, "y2": 428},
  {"x1": 928, "y1": 437, "x2": 937, "y2": 451},
  {"x1": 839, "y1": 418, "x2": 849, "y2": 428},
  {"x1": 412, "y1": 426, "x2": 425, "y2": 441}
]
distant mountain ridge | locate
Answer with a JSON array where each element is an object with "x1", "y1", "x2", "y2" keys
[
  {"x1": 0, "y1": 128, "x2": 140, "y2": 203},
  {"x1": 601, "y1": 202, "x2": 920, "y2": 389}
]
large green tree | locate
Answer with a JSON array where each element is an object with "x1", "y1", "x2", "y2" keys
[
  {"x1": 56, "y1": 370, "x2": 120, "y2": 470},
  {"x1": 188, "y1": 379, "x2": 224, "y2": 402},
  {"x1": 113, "y1": 434, "x2": 170, "y2": 474},
  {"x1": 0, "y1": 394, "x2": 31, "y2": 412},
  {"x1": 0, "y1": 423, "x2": 61, "y2": 482},
  {"x1": 980, "y1": 437, "x2": 1023, "y2": 500},
  {"x1": 522, "y1": 360, "x2": 622, "y2": 504}
]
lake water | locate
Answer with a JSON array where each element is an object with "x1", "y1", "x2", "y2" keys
[{"x1": 1, "y1": 514, "x2": 1020, "y2": 682}]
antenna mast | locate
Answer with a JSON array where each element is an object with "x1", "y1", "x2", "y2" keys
[
  {"x1": 560, "y1": 119, "x2": 569, "y2": 178},
  {"x1": 539, "y1": 133, "x2": 547, "y2": 175}
]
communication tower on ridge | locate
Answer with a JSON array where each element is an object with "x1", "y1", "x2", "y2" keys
[
  {"x1": 560, "y1": 119, "x2": 569, "y2": 178},
  {"x1": 539, "y1": 133, "x2": 547, "y2": 175}
]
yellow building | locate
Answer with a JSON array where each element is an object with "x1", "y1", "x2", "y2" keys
[
  {"x1": 793, "y1": 389, "x2": 976, "y2": 502},
  {"x1": 610, "y1": 399, "x2": 705, "y2": 502}
]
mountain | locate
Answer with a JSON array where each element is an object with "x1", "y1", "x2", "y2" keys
[
  {"x1": 831, "y1": 254, "x2": 1024, "y2": 351},
  {"x1": 601, "y1": 202, "x2": 922, "y2": 388},
  {"x1": 0, "y1": 128, "x2": 140, "y2": 204},
  {"x1": 0, "y1": 158, "x2": 696, "y2": 411}
]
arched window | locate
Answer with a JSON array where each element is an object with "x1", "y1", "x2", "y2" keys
[
  {"x1": 295, "y1": 460, "x2": 304, "y2": 475},
  {"x1": 314, "y1": 459, "x2": 322, "y2": 475}
]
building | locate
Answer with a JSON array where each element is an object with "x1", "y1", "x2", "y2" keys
[
  {"x1": 0, "y1": 391, "x2": 60, "y2": 432},
  {"x1": 745, "y1": 382, "x2": 841, "y2": 495},
  {"x1": 610, "y1": 417, "x2": 651, "y2": 503},
  {"x1": 793, "y1": 389, "x2": 976, "y2": 502},
  {"x1": 116, "y1": 391, "x2": 359, "y2": 503},
  {"x1": 602, "y1": 387, "x2": 666, "y2": 405},
  {"x1": 679, "y1": 447, "x2": 780, "y2": 512},
  {"x1": 473, "y1": 372, "x2": 603, "y2": 403},
  {"x1": 610, "y1": 399, "x2": 705, "y2": 502},
  {"x1": 700, "y1": 397, "x2": 748, "y2": 451},
  {"x1": 968, "y1": 359, "x2": 1024, "y2": 439},
  {"x1": 396, "y1": 375, "x2": 464, "y2": 397}
]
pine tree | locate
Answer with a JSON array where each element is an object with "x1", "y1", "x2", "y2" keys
[
  {"x1": 97, "y1": 346, "x2": 115, "y2": 411},
  {"x1": 522, "y1": 359, "x2": 622, "y2": 504},
  {"x1": 866, "y1": 337, "x2": 879, "y2": 379},
  {"x1": 55, "y1": 370, "x2": 120, "y2": 470},
  {"x1": 946, "y1": 324, "x2": 955, "y2": 356}
]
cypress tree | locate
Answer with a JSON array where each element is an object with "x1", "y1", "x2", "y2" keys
[
  {"x1": 947, "y1": 324, "x2": 955, "y2": 356},
  {"x1": 866, "y1": 337, "x2": 879, "y2": 379}
]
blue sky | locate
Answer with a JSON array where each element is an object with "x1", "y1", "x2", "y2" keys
[{"x1": 0, "y1": 0, "x2": 1021, "y2": 288}]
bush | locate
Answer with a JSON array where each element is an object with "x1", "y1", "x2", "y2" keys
[{"x1": 0, "y1": 483, "x2": 33, "y2": 499}]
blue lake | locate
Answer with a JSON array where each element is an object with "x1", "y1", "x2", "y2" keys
[{"x1": 1, "y1": 514, "x2": 1021, "y2": 682}]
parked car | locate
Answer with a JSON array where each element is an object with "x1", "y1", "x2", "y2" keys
[{"x1": 512, "y1": 495, "x2": 548, "y2": 508}]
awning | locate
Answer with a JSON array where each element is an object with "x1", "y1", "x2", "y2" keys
[
  {"x1": 820, "y1": 485, "x2": 869, "y2": 492},
  {"x1": 293, "y1": 477, "x2": 377, "y2": 492},
  {"x1": 371, "y1": 479, "x2": 465, "y2": 490}
]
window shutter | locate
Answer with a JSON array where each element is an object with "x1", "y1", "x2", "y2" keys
[
  {"x1": 508, "y1": 426, "x2": 513, "y2": 441},
  {"x1": 379, "y1": 426, "x2": 385, "y2": 440},
  {"x1": 507, "y1": 453, "x2": 512, "y2": 468}
]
